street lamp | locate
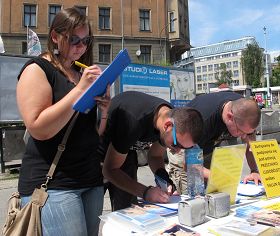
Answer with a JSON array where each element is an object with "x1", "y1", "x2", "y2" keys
[
  {"x1": 159, "y1": 18, "x2": 177, "y2": 62},
  {"x1": 263, "y1": 26, "x2": 270, "y2": 107}
]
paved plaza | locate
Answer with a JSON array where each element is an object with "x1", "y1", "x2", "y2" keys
[{"x1": 0, "y1": 165, "x2": 155, "y2": 235}]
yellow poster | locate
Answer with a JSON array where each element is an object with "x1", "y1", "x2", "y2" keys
[
  {"x1": 250, "y1": 139, "x2": 280, "y2": 198},
  {"x1": 206, "y1": 144, "x2": 246, "y2": 204}
]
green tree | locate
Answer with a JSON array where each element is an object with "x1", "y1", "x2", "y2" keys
[
  {"x1": 271, "y1": 55, "x2": 280, "y2": 86},
  {"x1": 241, "y1": 43, "x2": 264, "y2": 88},
  {"x1": 215, "y1": 63, "x2": 232, "y2": 86}
]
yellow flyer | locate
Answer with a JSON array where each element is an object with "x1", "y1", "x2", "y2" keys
[
  {"x1": 206, "y1": 144, "x2": 246, "y2": 204},
  {"x1": 250, "y1": 139, "x2": 280, "y2": 198}
]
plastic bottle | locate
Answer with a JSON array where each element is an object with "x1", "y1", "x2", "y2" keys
[{"x1": 185, "y1": 146, "x2": 205, "y2": 198}]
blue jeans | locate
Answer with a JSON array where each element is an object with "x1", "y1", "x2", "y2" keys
[{"x1": 21, "y1": 186, "x2": 104, "y2": 236}]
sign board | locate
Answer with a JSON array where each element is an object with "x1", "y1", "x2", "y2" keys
[
  {"x1": 206, "y1": 144, "x2": 246, "y2": 204},
  {"x1": 170, "y1": 69, "x2": 195, "y2": 107},
  {"x1": 250, "y1": 139, "x2": 280, "y2": 198},
  {"x1": 0, "y1": 55, "x2": 29, "y2": 121},
  {"x1": 120, "y1": 63, "x2": 170, "y2": 101}
]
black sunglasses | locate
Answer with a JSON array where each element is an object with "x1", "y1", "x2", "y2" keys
[
  {"x1": 68, "y1": 35, "x2": 92, "y2": 46},
  {"x1": 171, "y1": 119, "x2": 194, "y2": 150}
]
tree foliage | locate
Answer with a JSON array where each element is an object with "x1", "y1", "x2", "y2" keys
[
  {"x1": 241, "y1": 43, "x2": 264, "y2": 88},
  {"x1": 215, "y1": 63, "x2": 232, "y2": 86},
  {"x1": 271, "y1": 55, "x2": 280, "y2": 86}
]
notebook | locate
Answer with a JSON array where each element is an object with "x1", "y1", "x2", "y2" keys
[
  {"x1": 206, "y1": 144, "x2": 246, "y2": 204},
  {"x1": 73, "y1": 48, "x2": 131, "y2": 113}
]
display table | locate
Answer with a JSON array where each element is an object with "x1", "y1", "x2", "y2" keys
[{"x1": 102, "y1": 197, "x2": 280, "y2": 236}]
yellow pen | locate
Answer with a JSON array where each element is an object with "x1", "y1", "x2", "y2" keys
[
  {"x1": 74, "y1": 61, "x2": 88, "y2": 69},
  {"x1": 207, "y1": 228, "x2": 222, "y2": 236}
]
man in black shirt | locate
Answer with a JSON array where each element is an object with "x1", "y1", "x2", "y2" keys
[
  {"x1": 168, "y1": 91, "x2": 261, "y2": 194},
  {"x1": 100, "y1": 91, "x2": 204, "y2": 210}
]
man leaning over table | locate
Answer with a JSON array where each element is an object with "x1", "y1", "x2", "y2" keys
[
  {"x1": 98, "y1": 91, "x2": 204, "y2": 210},
  {"x1": 167, "y1": 91, "x2": 262, "y2": 194}
]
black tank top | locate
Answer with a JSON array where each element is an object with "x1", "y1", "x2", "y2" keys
[{"x1": 18, "y1": 57, "x2": 103, "y2": 195}]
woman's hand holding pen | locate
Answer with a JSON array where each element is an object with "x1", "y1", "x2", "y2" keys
[{"x1": 76, "y1": 65, "x2": 102, "y2": 92}]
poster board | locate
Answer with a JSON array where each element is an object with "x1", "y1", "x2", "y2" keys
[
  {"x1": 206, "y1": 144, "x2": 246, "y2": 204},
  {"x1": 250, "y1": 139, "x2": 280, "y2": 198}
]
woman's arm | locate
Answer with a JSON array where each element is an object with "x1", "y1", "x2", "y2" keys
[{"x1": 17, "y1": 63, "x2": 102, "y2": 140}]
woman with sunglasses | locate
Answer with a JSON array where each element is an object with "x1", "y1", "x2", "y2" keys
[{"x1": 16, "y1": 7, "x2": 109, "y2": 236}]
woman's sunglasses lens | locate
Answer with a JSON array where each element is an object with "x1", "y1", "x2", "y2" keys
[{"x1": 69, "y1": 36, "x2": 91, "y2": 46}]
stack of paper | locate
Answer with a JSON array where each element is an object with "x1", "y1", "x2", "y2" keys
[
  {"x1": 209, "y1": 219, "x2": 271, "y2": 236},
  {"x1": 103, "y1": 205, "x2": 165, "y2": 233},
  {"x1": 237, "y1": 182, "x2": 265, "y2": 197},
  {"x1": 140, "y1": 204, "x2": 177, "y2": 217}
]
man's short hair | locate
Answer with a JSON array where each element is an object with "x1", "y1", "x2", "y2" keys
[
  {"x1": 169, "y1": 107, "x2": 203, "y2": 143},
  {"x1": 232, "y1": 98, "x2": 261, "y2": 128}
]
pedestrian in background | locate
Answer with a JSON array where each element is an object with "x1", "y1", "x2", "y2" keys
[
  {"x1": 98, "y1": 91, "x2": 204, "y2": 211},
  {"x1": 16, "y1": 7, "x2": 110, "y2": 236},
  {"x1": 167, "y1": 91, "x2": 261, "y2": 194}
]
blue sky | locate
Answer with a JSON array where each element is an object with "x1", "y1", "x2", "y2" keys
[{"x1": 188, "y1": 0, "x2": 280, "y2": 60}]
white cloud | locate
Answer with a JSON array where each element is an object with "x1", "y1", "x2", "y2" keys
[
  {"x1": 189, "y1": 0, "x2": 218, "y2": 46},
  {"x1": 269, "y1": 50, "x2": 280, "y2": 62},
  {"x1": 225, "y1": 9, "x2": 264, "y2": 28},
  {"x1": 190, "y1": 25, "x2": 219, "y2": 47},
  {"x1": 263, "y1": 5, "x2": 280, "y2": 32}
]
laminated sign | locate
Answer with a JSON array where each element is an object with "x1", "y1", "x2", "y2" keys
[
  {"x1": 250, "y1": 139, "x2": 280, "y2": 198},
  {"x1": 206, "y1": 144, "x2": 246, "y2": 204}
]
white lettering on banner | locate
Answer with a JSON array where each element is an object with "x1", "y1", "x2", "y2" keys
[
  {"x1": 124, "y1": 66, "x2": 167, "y2": 76},
  {"x1": 124, "y1": 66, "x2": 147, "y2": 74},
  {"x1": 148, "y1": 69, "x2": 168, "y2": 75}
]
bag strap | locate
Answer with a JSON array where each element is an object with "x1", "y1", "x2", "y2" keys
[{"x1": 42, "y1": 112, "x2": 79, "y2": 189}]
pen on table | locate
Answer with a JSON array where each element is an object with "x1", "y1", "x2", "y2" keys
[
  {"x1": 207, "y1": 228, "x2": 222, "y2": 236},
  {"x1": 256, "y1": 221, "x2": 275, "y2": 227},
  {"x1": 74, "y1": 61, "x2": 88, "y2": 69}
]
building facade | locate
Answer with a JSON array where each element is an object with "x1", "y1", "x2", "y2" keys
[
  {"x1": 0, "y1": 0, "x2": 189, "y2": 64},
  {"x1": 174, "y1": 36, "x2": 259, "y2": 94}
]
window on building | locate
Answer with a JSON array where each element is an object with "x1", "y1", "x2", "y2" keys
[
  {"x1": 99, "y1": 44, "x2": 111, "y2": 63},
  {"x1": 226, "y1": 62, "x2": 232, "y2": 69},
  {"x1": 202, "y1": 65, "x2": 207, "y2": 72},
  {"x1": 208, "y1": 64, "x2": 213, "y2": 71},
  {"x1": 197, "y1": 75, "x2": 202, "y2": 82},
  {"x1": 75, "y1": 6, "x2": 87, "y2": 15},
  {"x1": 49, "y1": 5, "x2": 61, "y2": 27},
  {"x1": 139, "y1": 45, "x2": 151, "y2": 63},
  {"x1": 203, "y1": 83, "x2": 207, "y2": 90},
  {"x1": 196, "y1": 66, "x2": 201, "y2": 73},
  {"x1": 197, "y1": 84, "x2": 202, "y2": 90},
  {"x1": 202, "y1": 74, "x2": 207, "y2": 81},
  {"x1": 24, "y1": 4, "x2": 37, "y2": 27},
  {"x1": 233, "y1": 80, "x2": 239, "y2": 85},
  {"x1": 99, "y1": 7, "x2": 110, "y2": 30},
  {"x1": 233, "y1": 70, "x2": 239, "y2": 77},
  {"x1": 139, "y1": 9, "x2": 150, "y2": 31},
  {"x1": 22, "y1": 42, "x2": 27, "y2": 55},
  {"x1": 214, "y1": 64, "x2": 219, "y2": 70},
  {"x1": 214, "y1": 72, "x2": 219, "y2": 79},
  {"x1": 233, "y1": 61, "x2": 238, "y2": 68},
  {"x1": 169, "y1": 12, "x2": 175, "y2": 32},
  {"x1": 208, "y1": 73, "x2": 213, "y2": 81}
]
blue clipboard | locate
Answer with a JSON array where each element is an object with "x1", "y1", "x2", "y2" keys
[{"x1": 73, "y1": 48, "x2": 131, "y2": 113}]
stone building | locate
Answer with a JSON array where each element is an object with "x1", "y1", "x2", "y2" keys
[
  {"x1": 0, "y1": 0, "x2": 190, "y2": 64},
  {"x1": 174, "y1": 36, "x2": 260, "y2": 94}
]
